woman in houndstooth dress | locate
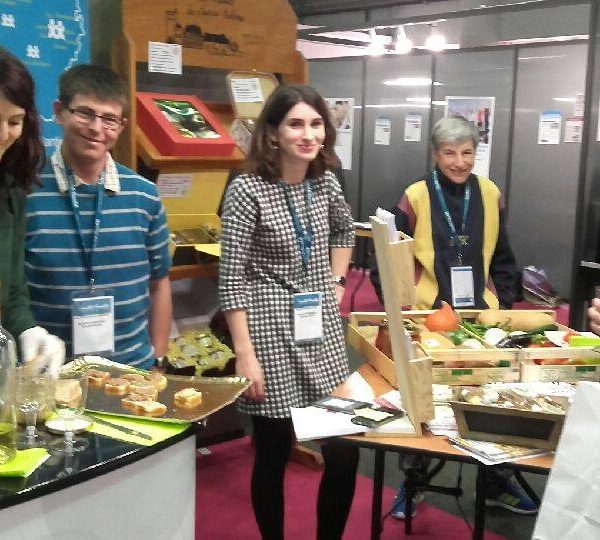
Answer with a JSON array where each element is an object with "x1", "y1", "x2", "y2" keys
[{"x1": 219, "y1": 84, "x2": 358, "y2": 540}]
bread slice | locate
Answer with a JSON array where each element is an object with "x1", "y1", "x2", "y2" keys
[
  {"x1": 121, "y1": 373, "x2": 145, "y2": 383},
  {"x1": 87, "y1": 369, "x2": 110, "y2": 387},
  {"x1": 174, "y1": 387, "x2": 203, "y2": 409},
  {"x1": 55, "y1": 379, "x2": 83, "y2": 406},
  {"x1": 104, "y1": 377, "x2": 131, "y2": 396},
  {"x1": 129, "y1": 381, "x2": 159, "y2": 401},
  {"x1": 145, "y1": 372, "x2": 168, "y2": 391},
  {"x1": 121, "y1": 395, "x2": 166, "y2": 417}
]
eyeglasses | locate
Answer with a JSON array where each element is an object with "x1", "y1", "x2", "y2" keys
[{"x1": 67, "y1": 107, "x2": 123, "y2": 130}]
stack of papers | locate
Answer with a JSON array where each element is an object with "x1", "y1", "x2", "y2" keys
[
  {"x1": 447, "y1": 435, "x2": 549, "y2": 465},
  {"x1": 291, "y1": 406, "x2": 367, "y2": 442}
]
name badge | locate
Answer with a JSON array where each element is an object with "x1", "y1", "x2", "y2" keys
[
  {"x1": 71, "y1": 292, "x2": 115, "y2": 355},
  {"x1": 450, "y1": 266, "x2": 475, "y2": 308},
  {"x1": 293, "y1": 292, "x2": 323, "y2": 343}
]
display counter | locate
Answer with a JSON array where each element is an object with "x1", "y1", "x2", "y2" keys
[{"x1": 0, "y1": 426, "x2": 196, "y2": 538}]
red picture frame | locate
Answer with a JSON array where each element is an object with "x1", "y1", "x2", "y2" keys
[{"x1": 136, "y1": 92, "x2": 236, "y2": 157}]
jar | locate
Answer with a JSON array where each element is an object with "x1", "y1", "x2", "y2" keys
[{"x1": 0, "y1": 318, "x2": 17, "y2": 463}]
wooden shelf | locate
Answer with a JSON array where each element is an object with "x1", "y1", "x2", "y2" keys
[
  {"x1": 137, "y1": 127, "x2": 245, "y2": 172},
  {"x1": 169, "y1": 263, "x2": 219, "y2": 281}
]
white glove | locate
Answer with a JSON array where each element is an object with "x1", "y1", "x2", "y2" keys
[{"x1": 19, "y1": 326, "x2": 66, "y2": 378}]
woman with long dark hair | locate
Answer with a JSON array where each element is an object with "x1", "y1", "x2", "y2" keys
[
  {"x1": 0, "y1": 47, "x2": 64, "y2": 375},
  {"x1": 219, "y1": 84, "x2": 358, "y2": 539}
]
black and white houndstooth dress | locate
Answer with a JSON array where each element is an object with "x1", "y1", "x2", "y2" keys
[{"x1": 219, "y1": 170, "x2": 355, "y2": 418}]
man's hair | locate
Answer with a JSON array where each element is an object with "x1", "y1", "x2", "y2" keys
[
  {"x1": 431, "y1": 116, "x2": 478, "y2": 150},
  {"x1": 59, "y1": 64, "x2": 129, "y2": 115},
  {"x1": 244, "y1": 84, "x2": 338, "y2": 181},
  {"x1": 0, "y1": 47, "x2": 44, "y2": 192}
]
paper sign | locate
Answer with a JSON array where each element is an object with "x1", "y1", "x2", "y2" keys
[
  {"x1": 564, "y1": 118, "x2": 583, "y2": 143},
  {"x1": 404, "y1": 114, "x2": 422, "y2": 142},
  {"x1": 538, "y1": 111, "x2": 562, "y2": 145},
  {"x1": 374, "y1": 117, "x2": 391, "y2": 145},
  {"x1": 148, "y1": 42, "x2": 182, "y2": 75},
  {"x1": 230, "y1": 78, "x2": 263, "y2": 103},
  {"x1": 157, "y1": 174, "x2": 192, "y2": 198}
]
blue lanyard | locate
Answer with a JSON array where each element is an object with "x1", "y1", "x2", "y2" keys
[
  {"x1": 67, "y1": 172, "x2": 106, "y2": 288},
  {"x1": 280, "y1": 180, "x2": 313, "y2": 272},
  {"x1": 432, "y1": 169, "x2": 470, "y2": 262}
]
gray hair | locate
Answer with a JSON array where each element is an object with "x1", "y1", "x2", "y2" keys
[{"x1": 431, "y1": 116, "x2": 478, "y2": 150}]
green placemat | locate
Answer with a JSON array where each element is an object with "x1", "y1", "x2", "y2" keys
[
  {"x1": 87, "y1": 413, "x2": 190, "y2": 446},
  {"x1": 0, "y1": 448, "x2": 49, "y2": 477}
]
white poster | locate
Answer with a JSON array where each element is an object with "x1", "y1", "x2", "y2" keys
[
  {"x1": 325, "y1": 98, "x2": 354, "y2": 170},
  {"x1": 445, "y1": 97, "x2": 495, "y2": 178},
  {"x1": 157, "y1": 173, "x2": 192, "y2": 198},
  {"x1": 564, "y1": 118, "x2": 583, "y2": 143},
  {"x1": 404, "y1": 114, "x2": 422, "y2": 142},
  {"x1": 374, "y1": 117, "x2": 391, "y2": 146},
  {"x1": 148, "y1": 42, "x2": 182, "y2": 75},
  {"x1": 538, "y1": 111, "x2": 562, "y2": 145}
]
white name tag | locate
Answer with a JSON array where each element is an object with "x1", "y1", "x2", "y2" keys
[
  {"x1": 72, "y1": 294, "x2": 115, "y2": 355},
  {"x1": 450, "y1": 266, "x2": 475, "y2": 308},
  {"x1": 293, "y1": 292, "x2": 323, "y2": 343}
]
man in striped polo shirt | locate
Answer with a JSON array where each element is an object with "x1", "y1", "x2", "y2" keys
[{"x1": 25, "y1": 65, "x2": 172, "y2": 369}]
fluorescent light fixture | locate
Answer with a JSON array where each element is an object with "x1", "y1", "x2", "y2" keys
[
  {"x1": 432, "y1": 100, "x2": 447, "y2": 106},
  {"x1": 365, "y1": 103, "x2": 430, "y2": 109},
  {"x1": 553, "y1": 97, "x2": 576, "y2": 102},
  {"x1": 393, "y1": 26, "x2": 413, "y2": 55},
  {"x1": 367, "y1": 28, "x2": 386, "y2": 56},
  {"x1": 383, "y1": 77, "x2": 432, "y2": 87}
]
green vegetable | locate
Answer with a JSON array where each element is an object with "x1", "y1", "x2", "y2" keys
[
  {"x1": 447, "y1": 330, "x2": 470, "y2": 345},
  {"x1": 526, "y1": 324, "x2": 558, "y2": 334}
]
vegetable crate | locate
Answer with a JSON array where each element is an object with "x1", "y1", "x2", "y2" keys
[
  {"x1": 402, "y1": 309, "x2": 520, "y2": 385},
  {"x1": 416, "y1": 307, "x2": 600, "y2": 384},
  {"x1": 347, "y1": 312, "x2": 519, "y2": 387}
]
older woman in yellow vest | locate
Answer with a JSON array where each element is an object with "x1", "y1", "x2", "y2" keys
[
  {"x1": 373, "y1": 117, "x2": 538, "y2": 519},
  {"x1": 372, "y1": 115, "x2": 518, "y2": 310}
]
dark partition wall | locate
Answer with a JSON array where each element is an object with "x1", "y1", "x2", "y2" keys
[
  {"x1": 508, "y1": 44, "x2": 588, "y2": 296},
  {"x1": 309, "y1": 59, "x2": 364, "y2": 216},
  {"x1": 360, "y1": 54, "x2": 433, "y2": 220},
  {"x1": 432, "y1": 50, "x2": 515, "y2": 193}
]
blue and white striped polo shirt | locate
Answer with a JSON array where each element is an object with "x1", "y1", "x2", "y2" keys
[{"x1": 25, "y1": 150, "x2": 171, "y2": 367}]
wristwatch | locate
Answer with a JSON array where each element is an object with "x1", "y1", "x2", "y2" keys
[{"x1": 332, "y1": 275, "x2": 347, "y2": 287}]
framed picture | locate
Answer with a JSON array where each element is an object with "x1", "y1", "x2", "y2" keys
[{"x1": 136, "y1": 92, "x2": 236, "y2": 157}]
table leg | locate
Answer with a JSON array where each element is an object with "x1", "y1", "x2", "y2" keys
[
  {"x1": 474, "y1": 465, "x2": 487, "y2": 540},
  {"x1": 371, "y1": 449, "x2": 385, "y2": 540}
]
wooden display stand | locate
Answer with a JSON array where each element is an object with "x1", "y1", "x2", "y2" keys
[
  {"x1": 369, "y1": 216, "x2": 434, "y2": 436},
  {"x1": 111, "y1": 0, "x2": 307, "y2": 279}
]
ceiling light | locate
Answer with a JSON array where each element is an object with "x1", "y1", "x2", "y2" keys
[
  {"x1": 425, "y1": 25, "x2": 446, "y2": 52},
  {"x1": 553, "y1": 97, "x2": 576, "y2": 102},
  {"x1": 406, "y1": 97, "x2": 431, "y2": 103},
  {"x1": 383, "y1": 77, "x2": 432, "y2": 87},
  {"x1": 367, "y1": 28, "x2": 386, "y2": 56},
  {"x1": 393, "y1": 26, "x2": 413, "y2": 55}
]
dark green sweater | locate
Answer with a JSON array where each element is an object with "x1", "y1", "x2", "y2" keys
[{"x1": 0, "y1": 172, "x2": 36, "y2": 338}]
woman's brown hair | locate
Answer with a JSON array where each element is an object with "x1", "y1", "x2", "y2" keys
[
  {"x1": 244, "y1": 84, "x2": 338, "y2": 181},
  {"x1": 0, "y1": 47, "x2": 44, "y2": 193}
]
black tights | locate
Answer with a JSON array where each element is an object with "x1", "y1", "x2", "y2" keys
[{"x1": 251, "y1": 415, "x2": 359, "y2": 540}]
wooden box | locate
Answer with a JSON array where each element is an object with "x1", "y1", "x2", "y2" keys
[
  {"x1": 450, "y1": 401, "x2": 565, "y2": 450},
  {"x1": 403, "y1": 310, "x2": 520, "y2": 385},
  {"x1": 136, "y1": 92, "x2": 236, "y2": 157}
]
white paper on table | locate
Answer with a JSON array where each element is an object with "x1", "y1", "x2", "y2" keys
[
  {"x1": 533, "y1": 382, "x2": 600, "y2": 539},
  {"x1": 291, "y1": 406, "x2": 367, "y2": 442},
  {"x1": 375, "y1": 207, "x2": 398, "y2": 242}
]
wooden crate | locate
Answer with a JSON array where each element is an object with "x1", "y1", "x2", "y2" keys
[
  {"x1": 347, "y1": 313, "x2": 433, "y2": 424},
  {"x1": 403, "y1": 309, "x2": 520, "y2": 385},
  {"x1": 450, "y1": 401, "x2": 565, "y2": 450}
]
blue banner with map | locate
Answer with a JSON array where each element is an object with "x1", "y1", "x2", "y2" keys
[{"x1": 0, "y1": 0, "x2": 90, "y2": 145}]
